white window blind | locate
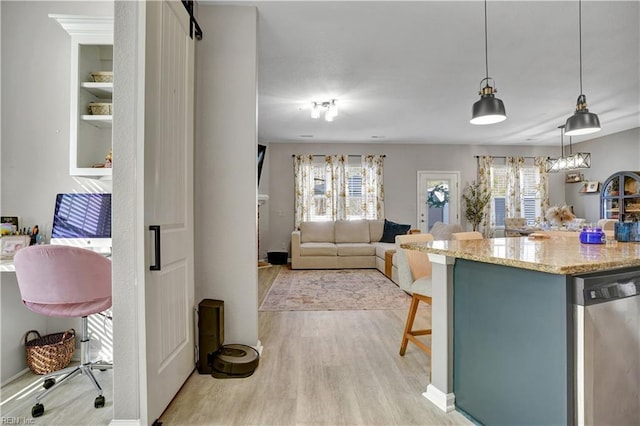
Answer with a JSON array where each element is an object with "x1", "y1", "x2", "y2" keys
[{"x1": 490, "y1": 164, "x2": 542, "y2": 226}]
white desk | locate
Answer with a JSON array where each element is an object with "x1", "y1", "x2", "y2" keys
[{"x1": 1, "y1": 259, "x2": 16, "y2": 272}]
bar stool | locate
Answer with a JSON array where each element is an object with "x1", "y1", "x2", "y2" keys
[{"x1": 395, "y1": 233, "x2": 434, "y2": 358}]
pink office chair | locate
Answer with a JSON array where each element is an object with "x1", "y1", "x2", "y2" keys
[{"x1": 13, "y1": 245, "x2": 112, "y2": 418}]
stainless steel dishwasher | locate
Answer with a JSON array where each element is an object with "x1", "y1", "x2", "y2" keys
[{"x1": 573, "y1": 267, "x2": 640, "y2": 426}]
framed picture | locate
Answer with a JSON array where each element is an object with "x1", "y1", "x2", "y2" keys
[
  {"x1": 585, "y1": 181, "x2": 600, "y2": 193},
  {"x1": 0, "y1": 235, "x2": 30, "y2": 259},
  {"x1": 1, "y1": 216, "x2": 19, "y2": 236}
]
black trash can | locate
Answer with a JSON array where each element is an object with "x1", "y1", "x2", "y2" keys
[{"x1": 267, "y1": 251, "x2": 288, "y2": 265}]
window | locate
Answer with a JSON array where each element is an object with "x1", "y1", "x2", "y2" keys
[
  {"x1": 308, "y1": 161, "x2": 374, "y2": 221},
  {"x1": 490, "y1": 165, "x2": 542, "y2": 227},
  {"x1": 295, "y1": 154, "x2": 383, "y2": 226}
]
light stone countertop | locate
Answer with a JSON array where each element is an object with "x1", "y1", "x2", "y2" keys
[{"x1": 402, "y1": 235, "x2": 640, "y2": 275}]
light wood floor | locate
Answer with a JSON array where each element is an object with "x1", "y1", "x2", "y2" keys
[{"x1": 0, "y1": 265, "x2": 471, "y2": 425}]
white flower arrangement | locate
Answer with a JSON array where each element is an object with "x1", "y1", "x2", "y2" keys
[{"x1": 545, "y1": 205, "x2": 576, "y2": 226}]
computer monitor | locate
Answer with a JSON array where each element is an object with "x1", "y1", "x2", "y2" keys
[{"x1": 50, "y1": 193, "x2": 112, "y2": 253}]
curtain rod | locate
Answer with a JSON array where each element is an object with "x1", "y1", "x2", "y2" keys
[
  {"x1": 292, "y1": 154, "x2": 386, "y2": 158},
  {"x1": 474, "y1": 155, "x2": 540, "y2": 160}
]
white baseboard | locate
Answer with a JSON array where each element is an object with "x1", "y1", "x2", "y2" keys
[
  {"x1": 423, "y1": 384, "x2": 456, "y2": 412},
  {"x1": 109, "y1": 420, "x2": 142, "y2": 426},
  {"x1": 1, "y1": 367, "x2": 31, "y2": 387},
  {"x1": 254, "y1": 339, "x2": 264, "y2": 355}
]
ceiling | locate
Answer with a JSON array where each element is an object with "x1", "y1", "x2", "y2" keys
[{"x1": 205, "y1": 1, "x2": 640, "y2": 146}]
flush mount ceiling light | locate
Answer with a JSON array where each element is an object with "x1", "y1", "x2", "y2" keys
[
  {"x1": 564, "y1": 0, "x2": 601, "y2": 136},
  {"x1": 546, "y1": 125, "x2": 591, "y2": 173},
  {"x1": 470, "y1": 0, "x2": 506, "y2": 125},
  {"x1": 310, "y1": 100, "x2": 338, "y2": 122}
]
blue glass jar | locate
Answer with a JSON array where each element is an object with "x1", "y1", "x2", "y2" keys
[{"x1": 580, "y1": 227, "x2": 605, "y2": 244}]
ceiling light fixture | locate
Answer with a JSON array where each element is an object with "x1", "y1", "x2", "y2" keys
[
  {"x1": 564, "y1": 0, "x2": 601, "y2": 136},
  {"x1": 470, "y1": 0, "x2": 506, "y2": 125},
  {"x1": 311, "y1": 100, "x2": 338, "y2": 122},
  {"x1": 546, "y1": 124, "x2": 591, "y2": 173}
]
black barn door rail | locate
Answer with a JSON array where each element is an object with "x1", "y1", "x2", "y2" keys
[{"x1": 182, "y1": 0, "x2": 203, "y2": 40}]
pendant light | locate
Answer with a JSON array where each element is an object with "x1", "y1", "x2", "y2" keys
[
  {"x1": 564, "y1": 0, "x2": 601, "y2": 136},
  {"x1": 546, "y1": 124, "x2": 591, "y2": 173},
  {"x1": 470, "y1": 0, "x2": 506, "y2": 125}
]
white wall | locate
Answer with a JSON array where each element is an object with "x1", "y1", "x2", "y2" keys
[
  {"x1": 194, "y1": 5, "x2": 259, "y2": 346},
  {"x1": 261, "y1": 142, "x2": 564, "y2": 253},
  {"x1": 565, "y1": 128, "x2": 640, "y2": 222},
  {"x1": 112, "y1": 0, "x2": 140, "y2": 421}
]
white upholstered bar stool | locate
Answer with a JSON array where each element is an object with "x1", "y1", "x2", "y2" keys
[
  {"x1": 395, "y1": 233, "x2": 435, "y2": 358},
  {"x1": 452, "y1": 231, "x2": 484, "y2": 240}
]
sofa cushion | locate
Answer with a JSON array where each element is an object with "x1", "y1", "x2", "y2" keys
[
  {"x1": 336, "y1": 243, "x2": 376, "y2": 256},
  {"x1": 335, "y1": 220, "x2": 370, "y2": 243},
  {"x1": 369, "y1": 219, "x2": 385, "y2": 242},
  {"x1": 300, "y1": 221, "x2": 335, "y2": 243},
  {"x1": 299, "y1": 242, "x2": 338, "y2": 256},
  {"x1": 380, "y1": 219, "x2": 411, "y2": 243},
  {"x1": 372, "y1": 241, "x2": 396, "y2": 258}
]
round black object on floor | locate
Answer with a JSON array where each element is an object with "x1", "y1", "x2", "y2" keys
[
  {"x1": 267, "y1": 251, "x2": 288, "y2": 265},
  {"x1": 210, "y1": 344, "x2": 260, "y2": 379}
]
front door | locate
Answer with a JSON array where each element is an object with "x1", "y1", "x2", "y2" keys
[
  {"x1": 417, "y1": 171, "x2": 460, "y2": 233},
  {"x1": 143, "y1": 1, "x2": 195, "y2": 423}
]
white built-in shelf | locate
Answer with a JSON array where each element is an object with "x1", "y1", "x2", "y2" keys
[
  {"x1": 80, "y1": 82, "x2": 113, "y2": 98},
  {"x1": 81, "y1": 115, "x2": 112, "y2": 128}
]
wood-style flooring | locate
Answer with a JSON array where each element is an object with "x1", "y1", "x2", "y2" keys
[{"x1": 0, "y1": 265, "x2": 471, "y2": 425}]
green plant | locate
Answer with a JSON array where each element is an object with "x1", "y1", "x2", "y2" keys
[{"x1": 462, "y1": 181, "x2": 492, "y2": 232}]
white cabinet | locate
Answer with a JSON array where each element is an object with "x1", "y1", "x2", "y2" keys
[{"x1": 51, "y1": 15, "x2": 114, "y2": 177}]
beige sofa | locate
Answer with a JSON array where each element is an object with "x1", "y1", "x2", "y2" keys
[{"x1": 291, "y1": 220, "x2": 396, "y2": 271}]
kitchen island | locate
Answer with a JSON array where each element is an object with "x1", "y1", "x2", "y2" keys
[{"x1": 403, "y1": 235, "x2": 640, "y2": 425}]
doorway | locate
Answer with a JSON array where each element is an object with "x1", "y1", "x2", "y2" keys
[{"x1": 417, "y1": 171, "x2": 460, "y2": 233}]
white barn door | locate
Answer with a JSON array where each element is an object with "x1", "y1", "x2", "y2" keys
[{"x1": 143, "y1": 0, "x2": 195, "y2": 423}]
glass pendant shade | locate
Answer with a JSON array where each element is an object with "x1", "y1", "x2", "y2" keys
[
  {"x1": 545, "y1": 124, "x2": 591, "y2": 173},
  {"x1": 310, "y1": 102, "x2": 320, "y2": 119},
  {"x1": 471, "y1": 93, "x2": 506, "y2": 125},
  {"x1": 546, "y1": 153, "x2": 591, "y2": 173}
]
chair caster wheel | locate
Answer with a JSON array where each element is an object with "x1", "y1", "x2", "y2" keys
[
  {"x1": 32, "y1": 403, "x2": 44, "y2": 417},
  {"x1": 43, "y1": 378, "x2": 56, "y2": 389},
  {"x1": 95, "y1": 395, "x2": 105, "y2": 408}
]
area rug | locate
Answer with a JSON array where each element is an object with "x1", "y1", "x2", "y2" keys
[{"x1": 259, "y1": 269, "x2": 411, "y2": 311}]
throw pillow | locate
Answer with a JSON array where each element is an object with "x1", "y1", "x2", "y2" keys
[{"x1": 380, "y1": 219, "x2": 411, "y2": 243}]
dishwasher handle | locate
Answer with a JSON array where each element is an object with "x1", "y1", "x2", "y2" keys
[{"x1": 573, "y1": 269, "x2": 640, "y2": 306}]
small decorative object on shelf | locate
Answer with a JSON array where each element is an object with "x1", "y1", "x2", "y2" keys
[
  {"x1": 580, "y1": 181, "x2": 599, "y2": 193},
  {"x1": 91, "y1": 71, "x2": 113, "y2": 83},
  {"x1": 105, "y1": 148, "x2": 112, "y2": 168}
]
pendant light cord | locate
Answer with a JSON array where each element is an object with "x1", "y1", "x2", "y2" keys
[
  {"x1": 578, "y1": 0, "x2": 583, "y2": 94},
  {"x1": 484, "y1": 0, "x2": 489, "y2": 81}
]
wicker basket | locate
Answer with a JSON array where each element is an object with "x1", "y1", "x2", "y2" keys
[
  {"x1": 88, "y1": 102, "x2": 112, "y2": 115},
  {"x1": 24, "y1": 329, "x2": 75, "y2": 375},
  {"x1": 91, "y1": 71, "x2": 113, "y2": 83}
]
